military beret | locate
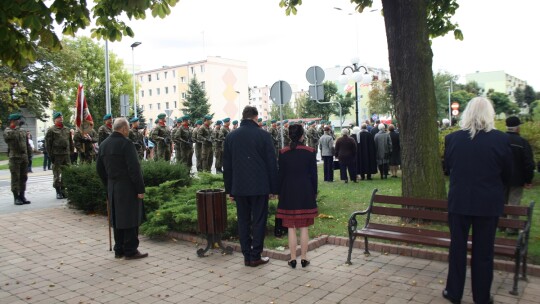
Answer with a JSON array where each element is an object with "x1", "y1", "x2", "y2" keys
[
  {"x1": 157, "y1": 113, "x2": 166, "y2": 119},
  {"x1": 176, "y1": 118, "x2": 183, "y2": 123},
  {"x1": 154, "y1": 119, "x2": 159, "y2": 124},
  {"x1": 195, "y1": 119, "x2": 203, "y2": 125},
  {"x1": 53, "y1": 112, "x2": 63, "y2": 120},
  {"x1": 103, "y1": 113, "x2": 112, "y2": 120},
  {"x1": 277, "y1": 122, "x2": 281, "y2": 126},
  {"x1": 183, "y1": 114, "x2": 190, "y2": 119},
  {"x1": 204, "y1": 114, "x2": 213, "y2": 120},
  {"x1": 257, "y1": 118, "x2": 263, "y2": 122},
  {"x1": 129, "y1": 117, "x2": 139, "y2": 123},
  {"x1": 271, "y1": 119, "x2": 277, "y2": 123},
  {"x1": 506, "y1": 116, "x2": 521, "y2": 127},
  {"x1": 283, "y1": 120, "x2": 289, "y2": 123},
  {"x1": 8, "y1": 113, "x2": 22, "y2": 121},
  {"x1": 223, "y1": 117, "x2": 230, "y2": 123},
  {"x1": 215, "y1": 120, "x2": 223, "y2": 125},
  {"x1": 262, "y1": 122, "x2": 267, "y2": 126},
  {"x1": 308, "y1": 121, "x2": 314, "y2": 125},
  {"x1": 298, "y1": 120, "x2": 303, "y2": 124},
  {"x1": 232, "y1": 120, "x2": 238, "y2": 125}
]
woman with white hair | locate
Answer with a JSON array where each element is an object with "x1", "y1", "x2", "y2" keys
[
  {"x1": 373, "y1": 123, "x2": 392, "y2": 179},
  {"x1": 442, "y1": 97, "x2": 513, "y2": 304}
]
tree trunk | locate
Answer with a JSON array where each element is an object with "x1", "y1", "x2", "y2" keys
[{"x1": 381, "y1": 0, "x2": 446, "y2": 199}]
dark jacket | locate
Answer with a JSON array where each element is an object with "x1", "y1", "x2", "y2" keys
[
  {"x1": 335, "y1": 135, "x2": 357, "y2": 166},
  {"x1": 506, "y1": 131, "x2": 535, "y2": 186},
  {"x1": 97, "y1": 132, "x2": 145, "y2": 229},
  {"x1": 444, "y1": 130, "x2": 513, "y2": 217},
  {"x1": 223, "y1": 119, "x2": 278, "y2": 196},
  {"x1": 353, "y1": 130, "x2": 378, "y2": 174},
  {"x1": 389, "y1": 130, "x2": 401, "y2": 166},
  {"x1": 276, "y1": 145, "x2": 318, "y2": 219}
]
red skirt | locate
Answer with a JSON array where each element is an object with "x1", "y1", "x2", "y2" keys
[{"x1": 282, "y1": 218, "x2": 314, "y2": 228}]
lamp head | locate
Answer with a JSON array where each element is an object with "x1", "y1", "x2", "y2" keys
[
  {"x1": 131, "y1": 42, "x2": 142, "y2": 48},
  {"x1": 350, "y1": 56, "x2": 360, "y2": 65}
]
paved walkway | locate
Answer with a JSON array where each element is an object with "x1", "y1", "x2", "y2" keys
[{"x1": 0, "y1": 206, "x2": 538, "y2": 304}]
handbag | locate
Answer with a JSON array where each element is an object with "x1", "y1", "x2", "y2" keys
[{"x1": 333, "y1": 160, "x2": 341, "y2": 170}]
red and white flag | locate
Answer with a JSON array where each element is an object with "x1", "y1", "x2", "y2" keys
[{"x1": 75, "y1": 83, "x2": 93, "y2": 130}]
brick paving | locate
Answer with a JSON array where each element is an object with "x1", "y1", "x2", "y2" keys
[{"x1": 0, "y1": 206, "x2": 539, "y2": 304}]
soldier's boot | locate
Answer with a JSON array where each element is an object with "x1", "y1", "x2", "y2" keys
[
  {"x1": 19, "y1": 192, "x2": 31, "y2": 204},
  {"x1": 55, "y1": 187, "x2": 63, "y2": 199},
  {"x1": 13, "y1": 192, "x2": 24, "y2": 205},
  {"x1": 60, "y1": 188, "x2": 67, "y2": 199}
]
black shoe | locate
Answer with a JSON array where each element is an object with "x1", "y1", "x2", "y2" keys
[
  {"x1": 56, "y1": 193, "x2": 63, "y2": 199},
  {"x1": 115, "y1": 253, "x2": 124, "y2": 259},
  {"x1": 250, "y1": 257, "x2": 270, "y2": 267},
  {"x1": 442, "y1": 290, "x2": 460, "y2": 304},
  {"x1": 19, "y1": 193, "x2": 31, "y2": 204},
  {"x1": 13, "y1": 193, "x2": 24, "y2": 205},
  {"x1": 244, "y1": 260, "x2": 250, "y2": 266},
  {"x1": 344, "y1": 180, "x2": 348, "y2": 184},
  {"x1": 301, "y1": 259, "x2": 310, "y2": 268},
  {"x1": 288, "y1": 260, "x2": 297, "y2": 269},
  {"x1": 125, "y1": 251, "x2": 148, "y2": 260}
]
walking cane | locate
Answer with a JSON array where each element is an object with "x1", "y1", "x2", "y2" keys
[{"x1": 106, "y1": 198, "x2": 112, "y2": 251}]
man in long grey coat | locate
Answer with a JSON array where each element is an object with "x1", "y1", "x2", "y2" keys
[
  {"x1": 97, "y1": 117, "x2": 147, "y2": 260},
  {"x1": 373, "y1": 123, "x2": 392, "y2": 179}
]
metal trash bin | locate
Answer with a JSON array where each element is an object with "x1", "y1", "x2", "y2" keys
[{"x1": 196, "y1": 189, "x2": 233, "y2": 257}]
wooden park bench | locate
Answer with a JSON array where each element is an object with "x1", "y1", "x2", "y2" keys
[{"x1": 346, "y1": 189, "x2": 535, "y2": 295}]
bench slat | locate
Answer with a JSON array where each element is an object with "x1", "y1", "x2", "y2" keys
[
  {"x1": 371, "y1": 206, "x2": 448, "y2": 222},
  {"x1": 374, "y1": 195, "x2": 447, "y2": 209}
]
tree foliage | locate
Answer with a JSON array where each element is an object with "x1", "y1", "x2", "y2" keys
[
  {"x1": 524, "y1": 85, "x2": 536, "y2": 107},
  {"x1": 269, "y1": 101, "x2": 296, "y2": 120},
  {"x1": 298, "y1": 81, "x2": 354, "y2": 122},
  {"x1": 0, "y1": 0, "x2": 179, "y2": 70},
  {"x1": 182, "y1": 76, "x2": 212, "y2": 122},
  {"x1": 487, "y1": 91, "x2": 519, "y2": 115},
  {"x1": 367, "y1": 80, "x2": 394, "y2": 118}
]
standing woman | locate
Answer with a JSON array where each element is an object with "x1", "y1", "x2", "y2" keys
[
  {"x1": 388, "y1": 124, "x2": 401, "y2": 178},
  {"x1": 276, "y1": 125, "x2": 318, "y2": 268},
  {"x1": 319, "y1": 126, "x2": 335, "y2": 182},
  {"x1": 443, "y1": 97, "x2": 513, "y2": 304}
]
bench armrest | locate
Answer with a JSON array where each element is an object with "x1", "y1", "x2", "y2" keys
[{"x1": 347, "y1": 189, "x2": 378, "y2": 233}]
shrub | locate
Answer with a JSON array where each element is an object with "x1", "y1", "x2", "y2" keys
[{"x1": 63, "y1": 160, "x2": 192, "y2": 214}]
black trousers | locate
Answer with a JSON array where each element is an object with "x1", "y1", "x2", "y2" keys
[
  {"x1": 322, "y1": 156, "x2": 334, "y2": 181},
  {"x1": 340, "y1": 162, "x2": 356, "y2": 182},
  {"x1": 446, "y1": 213, "x2": 498, "y2": 304},
  {"x1": 113, "y1": 227, "x2": 140, "y2": 256},
  {"x1": 235, "y1": 195, "x2": 269, "y2": 263},
  {"x1": 43, "y1": 153, "x2": 51, "y2": 170}
]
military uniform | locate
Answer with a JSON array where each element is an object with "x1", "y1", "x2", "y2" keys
[
  {"x1": 128, "y1": 119, "x2": 146, "y2": 160},
  {"x1": 213, "y1": 121, "x2": 224, "y2": 173},
  {"x1": 306, "y1": 123, "x2": 320, "y2": 151},
  {"x1": 3, "y1": 113, "x2": 32, "y2": 205},
  {"x1": 180, "y1": 124, "x2": 194, "y2": 168},
  {"x1": 172, "y1": 120, "x2": 184, "y2": 164},
  {"x1": 192, "y1": 122, "x2": 203, "y2": 171},
  {"x1": 151, "y1": 124, "x2": 172, "y2": 161},
  {"x1": 268, "y1": 121, "x2": 279, "y2": 157},
  {"x1": 46, "y1": 112, "x2": 73, "y2": 199},
  {"x1": 98, "y1": 124, "x2": 112, "y2": 145},
  {"x1": 73, "y1": 128, "x2": 98, "y2": 163},
  {"x1": 149, "y1": 119, "x2": 160, "y2": 160},
  {"x1": 198, "y1": 121, "x2": 213, "y2": 172}
]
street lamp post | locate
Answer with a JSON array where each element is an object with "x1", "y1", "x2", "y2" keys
[
  {"x1": 235, "y1": 90, "x2": 241, "y2": 120},
  {"x1": 131, "y1": 42, "x2": 142, "y2": 118},
  {"x1": 339, "y1": 57, "x2": 370, "y2": 126}
]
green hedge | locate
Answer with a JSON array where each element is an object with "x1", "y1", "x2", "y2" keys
[{"x1": 63, "y1": 160, "x2": 192, "y2": 214}]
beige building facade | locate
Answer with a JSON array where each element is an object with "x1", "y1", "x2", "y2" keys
[
  {"x1": 466, "y1": 70, "x2": 527, "y2": 102},
  {"x1": 136, "y1": 56, "x2": 248, "y2": 126}
]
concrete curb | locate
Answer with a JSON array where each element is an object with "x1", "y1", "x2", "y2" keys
[{"x1": 167, "y1": 231, "x2": 540, "y2": 277}]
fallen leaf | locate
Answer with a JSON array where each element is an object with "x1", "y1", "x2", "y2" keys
[
  {"x1": 275, "y1": 246, "x2": 285, "y2": 251},
  {"x1": 26, "y1": 297, "x2": 31, "y2": 300},
  {"x1": 305, "y1": 284, "x2": 311, "y2": 287},
  {"x1": 411, "y1": 280, "x2": 417, "y2": 286},
  {"x1": 49, "y1": 284, "x2": 55, "y2": 288},
  {"x1": 171, "y1": 238, "x2": 178, "y2": 242},
  {"x1": 79, "y1": 241, "x2": 86, "y2": 244},
  {"x1": 439, "y1": 280, "x2": 444, "y2": 284},
  {"x1": 209, "y1": 270, "x2": 214, "y2": 273},
  {"x1": 162, "y1": 271, "x2": 166, "y2": 274},
  {"x1": 317, "y1": 213, "x2": 335, "y2": 219}
]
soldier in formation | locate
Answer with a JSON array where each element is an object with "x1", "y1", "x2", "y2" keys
[
  {"x1": 232, "y1": 120, "x2": 239, "y2": 131},
  {"x1": 306, "y1": 121, "x2": 320, "y2": 152},
  {"x1": 193, "y1": 120, "x2": 203, "y2": 171},
  {"x1": 73, "y1": 123, "x2": 98, "y2": 164},
  {"x1": 128, "y1": 117, "x2": 146, "y2": 160},
  {"x1": 98, "y1": 113, "x2": 113, "y2": 145},
  {"x1": 172, "y1": 118, "x2": 183, "y2": 163},
  {"x1": 173, "y1": 115, "x2": 194, "y2": 168},
  {"x1": 151, "y1": 113, "x2": 172, "y2": 161},
  {"x1": 3, "y1": 113, "x2": 32, "y2": 205},
  {"x1": 46, "y1": 112, "x2": 73, "y2": 199},
  {"x1": 197, "y1": 115, "x2": 214, "y2": 172},
  {"x1": 268, "y1": 119, "x2": 279, "y2": 157},
  {"x1": 213, "y1": 120, "x2": 224, "y2": 173}
]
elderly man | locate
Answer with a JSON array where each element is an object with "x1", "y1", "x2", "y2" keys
[{"x1": 97, "y1": 117, "x2": 147, "y2": 260}]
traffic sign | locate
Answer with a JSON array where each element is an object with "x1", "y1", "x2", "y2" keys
[
  {"x1": 452, "y1": 109, "x2": 459, "y2": 116},
  {"x1": 451, "y1": 102, "x2": 459, "y2": 110},
  {"x1": 270, "y1": 80, "x2": 292, "y2": 105},
  {"x1": 306, "y1": 66, "x2": 325, "y2": 85},
  {"x1": 309, "y1": 85, "x2": 324, "y2": 101}
]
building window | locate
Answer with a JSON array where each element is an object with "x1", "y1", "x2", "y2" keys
[
  {"x1": 156, "y1": 73, "x2": 160, "y2": 80},
  {"x1": 141, "y1": 105, "x2": 145, "y2": 111},
  {"x1": 174, "y1": 101, "x2": 177, "y2": 108},
  {"x1": 165, "y1": 87, "x2": 169, "y2": 94},
  {"x1": 157, "y1": 88, "x2": 160, "y2": 95},
  {"x1": 149, "y1": 89, "x2": 152, "y2": 96},
  {"x1": 164, "y1": 71, "x2": 168, "y2": 79},
  {"x1": 140, "y1": 90, "x2": 144, "y2": 97},
  {"x1": 173, "y1": 85, "x2": 177, "y2": 93},
  {"x1": 165, "y1": 102, "x2": 169, "y2": 109},
  {"x1": 173, "y1": 70, "x2": 176, "y2": 78},
  {"x1": 148, "y1": 74, "x2": 151, "y2": 82},
  {"x1": 140, "y1": 76, "x2": 143, "y2": 82},
  {"x1": 190, "y1": 67, "x2": 194, "y2": 74},
  {"x1": 149, "y1": 104, "x2": 153, "y2": 110},
  {"x1": 157, "y1": 103, "x2": 161, "y2": 110},
  {"x1": 180, "y1": 77, "x2": 185, "y2": 83},
  {"x1": 200, "y1": 65, "x2": 205, "y2": 72},
  {"x1": 181, "y1": 92, "x2": 186, "y2": 99},
  {"x1": 201, "y1": 81, "x2": 205, "y2": 90}
]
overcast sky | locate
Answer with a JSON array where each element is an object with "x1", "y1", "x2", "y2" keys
[{"x1": 100, "y1": 0, "x2": 540, "y2": 90}]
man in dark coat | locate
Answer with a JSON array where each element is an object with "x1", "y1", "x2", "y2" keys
[
  {"x1": 353, "y1": 124, "x2": 378, "y2": 180},
  {"x1": 443, "y1": 97, "x2": 513, "y2": 304},
  {"x1": 223, "y1": 106, "x2": 278, "y2": 267},
  {"x1": 334, "y1": 128, "x2": 357, "y2": 183},
  {"x1": 97, "y1": 117, "x2": 147, "y2": 260}
]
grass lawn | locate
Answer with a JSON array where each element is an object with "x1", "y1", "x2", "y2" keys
[
  {"x1": 0, "y1": 152, "x2": 8, "y2": 161},
  {"x1": 0, "y1": 154, "x2": 44, "y2": 170},
  {"x1": 264, "y1": 163, "x2": 540, "y2": 264}
]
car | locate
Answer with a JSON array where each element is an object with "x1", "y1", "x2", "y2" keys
[{"x1": 37, "y1": 136, "x2": 45, "y2": 152}]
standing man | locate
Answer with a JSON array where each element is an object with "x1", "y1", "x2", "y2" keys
[
  {"x1": 197, "y1": 115, "x2": 214, "y2": 172},
  {"x1": 172, "y1": 117, "x2": 184, "y2": 164},
  {"x1": 193, "y1": 119, "x2": 203, "y2": 171},
  {"x1": 223, "y1": 106, "x2": 278, "y2": 267},
  {"x1": 151, "y1": 113, "x2": 172, "y2": 161},
  {"x1": 128, "y1": 117, "x2": 146, "y2": 160},
  {"x1": 98, "y1": 113, "x2": 113, "y2": 145},
  {"x1": 45, "y1": 112, "x2": 73, "y2": 199},
  {"x1": 306, "y1": 121, "x2": 320, "y2": 152},
  {"x1": 213, "y1": 120, "x2": 224, "y2": 173},
  {"x1": 180, "y1": 115, "x2": 194, "y2": 168},
  {"x1": 269, "y1": 119, "x2": 279, "y2": 157},
  {"x1": 3, "y1": 113, "x2": 32, "y2": 205},
  {"x1": 505, "y1": 116, "x2": 535, "y2": 234},
  {"x1": 257, "y1": 117, "x2": 263, "y2": 128},
  {"x1": 73, "y1": 124, "x2": 98, "y2": 164},
  {"x1": 232, "y1": 120, "x2": 239, "y2": 130},
  {"x1": 97, "y1": 117, "x2": 147, "y2": 260}
]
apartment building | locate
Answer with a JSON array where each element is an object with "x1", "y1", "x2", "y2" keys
[
  {"x1": 136, "y1": 56, "x2": 248, "y2": 125},
  {"x1": 248, "y1": 85, "x2": 270, "y2": 121},
  {"x1": 465, "y1": 70, "x2": 527, "y2": 102}
]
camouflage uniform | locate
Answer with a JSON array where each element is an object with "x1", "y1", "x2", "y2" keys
[
  {"x1": 151, "y1": 124, "x2": 172, "y2": 161},
  {"x1": 128, "y1": 127, "x2": 146, "y2": 160},
  {"x1": 3, "y1": 122, "x2": 31, "y2": 205},
  {"x1": 269, "y1": 125, "x2": 279, "y2": 156},
  {"x1": 73, "y1": 128, "x2": 98, "y2": 163},
  {"x1": 46, "y1": 123, "x2": 73, "y2": 198},
  {"x1": 192, "y1": 125, "x2": 203, "y2": 171},
  {"x1": 306, "y1": 125, "x2": 320, "y2": 150},
  {"x1": 173, "y1": 124, "x2": 194, "y2": 168},
  {"x1": 98, "y1": 124, "x2": 112, "y2": 145},
  {"x1": 213, "y1": 125, "x2": 224, "y2": 173},
  {"x1": 197, "y1": 123, "x2": 213, "y2": 172}
]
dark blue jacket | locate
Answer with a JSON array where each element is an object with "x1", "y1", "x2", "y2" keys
[
  {"x1": 506, "y1": 131, "x2": 535, "y2": 186},
  {"x1": 444, "y1": 129, "x2": 513, "y2": 217},
  {"x1": 223, "y1": 119, "x2": 278, "y2": 196}
]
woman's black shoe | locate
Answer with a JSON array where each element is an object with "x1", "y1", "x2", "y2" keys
[
  {"x1": 442, "y1": 290, "x2": 460, "y2": 304},
  {"x1": 301, "y1": 259, "x2": 310, "y2": 268},
  {"x1": 288, "y1": 260, "x2": 296, "y2": 269}
]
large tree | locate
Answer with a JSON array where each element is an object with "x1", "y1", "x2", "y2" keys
[
  {"x1": 269, "y1": 102, "x2": 296, "y2": 121},
  {"x1": 0, "y1": 0, "x2": 179, "y2": 70},
  {"x1": 367, "y1": 79, "x2": 394, "y2": 118},
  {"x1": 282, "y1": 0, "x2": 463, "y2": 199},
  {"x1": 524, "y1": 85, "x2": 536, "y2": 107},
  {"x1": 182, "y1": 76, "x2": 212, "y2": 122},
  {"x1": 487, "y1": 91, "x2": 519, "y2": 116}
]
